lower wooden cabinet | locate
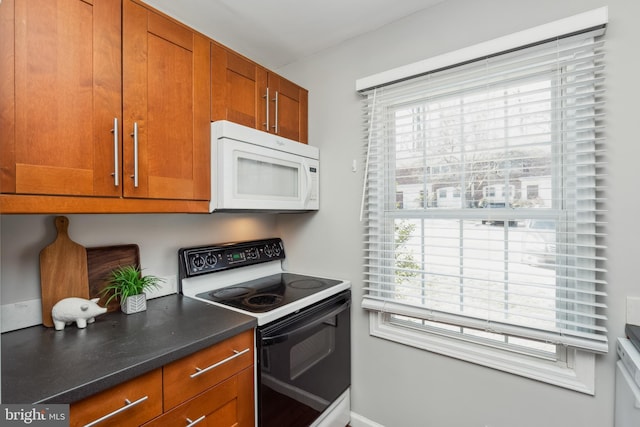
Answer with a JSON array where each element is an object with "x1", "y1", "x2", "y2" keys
[
  {"x1": 70, "y1": 330, "x2": 255, "y2": 427},
  {"x1": 143, "y1": 367, "x2": 254, "y2": 427},
  {"x1": 69, "y1": 370, "x2": 163, "y2": 427},
  {"x1": 162, "y1": 329, "x2": 254, "y2": 411}
]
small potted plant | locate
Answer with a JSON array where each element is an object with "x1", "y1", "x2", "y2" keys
[{"x1": 101, "y1": 265, "x2": 163, "y2": 314}]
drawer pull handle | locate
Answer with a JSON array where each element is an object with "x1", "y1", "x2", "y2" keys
[
  {"x1": 82, "y1": 395, "x2": 149, "y2": 427},
  {"x1": 190, "y1": 348, "x2": 250, "y2": 379},
  {"x1": 185, "y1": 415, "x2": 206, "y2": 426}
]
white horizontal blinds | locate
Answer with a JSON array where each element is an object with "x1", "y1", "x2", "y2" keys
[{"x1": 361, "y1": 26, "x2": 607, "y2": 353}]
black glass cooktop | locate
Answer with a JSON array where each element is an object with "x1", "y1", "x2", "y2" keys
[{"x1": 195, "y1": 273, "x2": 342, "y2": 313}]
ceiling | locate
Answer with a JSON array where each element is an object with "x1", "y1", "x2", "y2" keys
[{"x1": 143, "y1": 0, "x2": 445, "y2": 70}]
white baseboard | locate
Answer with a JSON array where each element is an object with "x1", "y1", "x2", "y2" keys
[{"x1": 350, "y1": 412, "x2": 386, "y2": 427}]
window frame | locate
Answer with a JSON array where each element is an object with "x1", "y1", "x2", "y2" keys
[
  {"x1": 359, "y1": 15, "x2": 607, "y2": 394},
  {"x1": 369, "y1": 311, "x2": 596, "y2": 394}
]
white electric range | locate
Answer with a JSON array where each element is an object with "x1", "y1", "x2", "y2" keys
[
  {"x1": 615, "y1": 325, "x2": 640, "y2": 426},
  {"x1": 179, "y1": 238, "x2": 351, "y2": 427}
]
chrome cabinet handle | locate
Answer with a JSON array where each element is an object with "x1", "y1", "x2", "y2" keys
[
  {"x1": 263, "y1": 87, "x2": 270, "y2": 131},
  {"x1": 272, "y1": 91, "x2": 279, "y2": 134},
  {"x1": 190, "y1": 348, "x2": 250, "y2": 379},
  {"x1": 111, "y1": 118, "x2": 119, "y2": 187},
  {"x1": 130, "y1": 122, "x2": 139, "y2": 188},
  {"x1": 82, "y1": 395, "x2": 149, "y2": 427},
  {"x1": 185, "y1": 415, "x2": 206, "y2": 426}
]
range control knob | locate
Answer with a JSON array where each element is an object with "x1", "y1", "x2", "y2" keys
[
  {"x1": 272, "y1": 244, "x2": 281, "y2": 256},
  {"x1": 205, "y1": 254, "x2": 217, "y2": 267},
  {"x1": 247, "y1": 248, "x2": 259, "y2": 259},
  {"x1": 264, "y1": 245, "x2": 273, "y2": 257},
  {"x1": 192, "y1": 255, "x2": 205, "y2": 269}
]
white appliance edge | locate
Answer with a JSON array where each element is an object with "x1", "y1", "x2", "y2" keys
[
  {"x1": 210, "y1": 120, "x2": 320, "y2": 212},
  {"x1": 180, "y1": 260, "x2": 350, "y2": 326},
  {"x1": 615, "y1": 338, "x2": 640, "y2": 426}
]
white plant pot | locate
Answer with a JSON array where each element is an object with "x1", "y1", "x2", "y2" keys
[{"x1": 121, "y1": 294, "x2": 146, "y2": 314}]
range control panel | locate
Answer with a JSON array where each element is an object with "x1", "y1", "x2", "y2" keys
[{"x1": 179, "y1": 238, "x2": 285, "y2": 279}]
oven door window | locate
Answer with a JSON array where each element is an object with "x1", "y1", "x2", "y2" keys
[
  {"x1": 259, "y1": 293, "x2": 350, "y2": 427},
  {"x1": 290, "y1": 322, "x2": 336, "y2": 380}
]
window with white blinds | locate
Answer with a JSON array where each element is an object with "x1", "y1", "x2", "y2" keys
[{"x1": 359, "y1": 24, "x2": 607, "y2": 360}]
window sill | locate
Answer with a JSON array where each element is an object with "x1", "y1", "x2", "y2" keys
[{"x1": 368, "y1": 311, "x2": 596, "y2": 394}]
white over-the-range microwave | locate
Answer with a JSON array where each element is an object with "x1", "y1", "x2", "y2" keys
[{"x1": 210, "y1": 120, "x2": 319, "y2": 212}]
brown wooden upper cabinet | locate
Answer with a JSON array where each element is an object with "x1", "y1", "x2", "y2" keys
[
  {"x1": 123, "y1": 0, "x2": 210, "y2": 201},
  {"x1": 211, "y1": 43, "x2": 308, "y2": 144},
  {"x1": 1, "y1": 0, "x2": 123, "y2": 198},
  {"x1": 0, "y1": 0, "x2": 210, "y2": 212}
]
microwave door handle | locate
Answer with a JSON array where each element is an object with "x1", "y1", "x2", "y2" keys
[
  {"x1": 303, "y1": 161, "x2": 313, "y2": 205},
  {"x1": 262, "y1": 300, "x2": 350, "y2": 346}
]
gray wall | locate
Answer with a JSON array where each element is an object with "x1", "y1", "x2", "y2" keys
[
  {"x1": 2, "y1": 0, "x2": 639, "y2": 425},
  {"x1": 276, "y1": 0, "x2": 639, "y2": 426},
  {"x1": 0, "y1": 214, "x2": 279, "y2": 309}
]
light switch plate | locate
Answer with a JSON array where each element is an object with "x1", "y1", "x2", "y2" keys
[{"x1": 627, "y1": 296, "x2": 640, "y2": 326}]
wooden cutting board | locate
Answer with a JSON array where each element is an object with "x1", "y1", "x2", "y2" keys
[
  {"x1": 87, "y1": 244, "x2": 140, "y2": 312},
  {"x1": 39, "y1": 216, "x2": 90, "y2": 327}
]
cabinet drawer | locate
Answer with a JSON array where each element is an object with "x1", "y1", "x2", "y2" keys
[
  {"x1": 70, "y1": 369, "x2": 162, "y2": 427},
  {"x1": 163, "y1": 329, "x2": 254, "y2": 410},
  {"x1": 144, "y1": 366, "x2": 254, "y2": 427}
]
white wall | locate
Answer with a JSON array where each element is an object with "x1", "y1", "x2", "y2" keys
[{"x1": 276, "y1": 0, "x2": 640, "y2": 426}]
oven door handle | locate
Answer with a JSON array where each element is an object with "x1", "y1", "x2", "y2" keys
[{"x1": 262, "y1": 300, "x2": 350, "y2": 346}]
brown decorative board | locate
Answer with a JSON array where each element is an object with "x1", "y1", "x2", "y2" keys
[
  {"x1": 39, "y1": 216, "x2": 90, "y2": 327},
  {"x1": 86, "y1": 244, "x2": 140, "y2": 312}
]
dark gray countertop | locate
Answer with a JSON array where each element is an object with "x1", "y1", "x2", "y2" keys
[{"x1": 1, "y1": 294, "x2": 256, "y2": 404}]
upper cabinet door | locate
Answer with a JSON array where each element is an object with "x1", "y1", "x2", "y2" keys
[
  {"x1": 1, "y1": 0, "x2": 122, "y2": 196},
  {"x1": 211, "y1": 43, "x2": 267, "y2": 130},
  {"x1": 267, "y1": 73, "x2": 308, "y2": 144},
  {"x1": 210, "y1": 42, "x2": 308, "y2": 144},
  {"x1": 123, "y1": 0, "x2": 210, "y2": 201}
]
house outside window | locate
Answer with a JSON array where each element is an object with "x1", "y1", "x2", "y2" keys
[
  {"x1": 527, "y1": 184, "x2": 539, "y2": 200},
  {"x1": 358, "y1": 13, "x2": 607, "y2": 394}
]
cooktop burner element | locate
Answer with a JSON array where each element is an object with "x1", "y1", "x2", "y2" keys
[
  {"x1": 288, "y1": 278, "x2": 325, "y2": 289},
  {"x1": 195, "y1": 272, "x2": 342, "y2": 313},
  {"x1": 210, "y1": 287, "x2": 252, "y2": 299},
  {"x1": 244, "y1": 293, "x2": 283, "y2": 309}
]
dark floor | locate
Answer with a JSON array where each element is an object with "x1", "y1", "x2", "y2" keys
[{"x1": 261, "y1": 386, "x2": 321, "y2": 427}]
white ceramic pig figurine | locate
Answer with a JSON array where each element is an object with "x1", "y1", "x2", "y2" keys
[{"x1": 51, "y1": 297, "x2": 107, "y2": 331}]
